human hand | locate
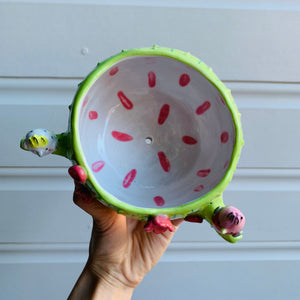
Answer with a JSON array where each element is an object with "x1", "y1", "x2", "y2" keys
[{"x1": 68, "y1": 166, "x2": 183, "y2": 300}]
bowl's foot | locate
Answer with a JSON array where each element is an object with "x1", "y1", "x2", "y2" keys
[{"x1": 144, "y1": 215, "x2": 174, "y2": 233}]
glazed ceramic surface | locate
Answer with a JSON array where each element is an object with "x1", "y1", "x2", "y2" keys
[
  {"x1": 76, "y1": 55, "x2": 235, "y2": 210},
  {"x1": 21, "y1": 46, "x2": 244, "y2": 242}
]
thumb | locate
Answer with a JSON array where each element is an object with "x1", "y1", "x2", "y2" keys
[{"x1": 68, "y1": 166, "x2": 117, "y2": 222}]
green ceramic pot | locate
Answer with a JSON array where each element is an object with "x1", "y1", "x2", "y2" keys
[{"x1": 21, "y1": 46, "x2": 244, "y2": 242}]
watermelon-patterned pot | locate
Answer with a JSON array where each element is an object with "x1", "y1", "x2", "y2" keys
[{"x1": 20, "y1": 46, "x2": 245, "y2": 243}]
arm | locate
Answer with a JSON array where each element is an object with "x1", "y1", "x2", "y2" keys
[{"x1": 68, "y1": 265, "x2": 134, "y2": 300}]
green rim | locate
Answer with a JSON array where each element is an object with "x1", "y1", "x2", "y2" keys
[{"x1": 70, "y1": 45, "x2": 243, "y2": 218}]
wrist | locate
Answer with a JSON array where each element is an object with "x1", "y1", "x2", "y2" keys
[
  {"x1": 89, "y1": 266, "x2": 135, "y2": 299},
  {"x1": 91, "y1": 271, "x2": 135, "y2": 300},
  {"x1": 68, "y1": 266, "x2": 134, "y2": 300},
  {"x1": 86, "y1": 252, "x2": 144, "y2": 290}
]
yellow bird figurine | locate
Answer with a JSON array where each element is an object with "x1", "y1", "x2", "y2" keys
[{"x1": 21, "y1": 128, "x2": 58, "y2": 157}]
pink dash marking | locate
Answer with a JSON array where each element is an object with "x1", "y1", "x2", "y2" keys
[
  {"x1": 224, "y1": 160, "x2": 230, "y2": 169},
  {"x1": 197, "y1": 169, "x2": 211, "y2": 177},
  {"x1": 179, "y1": 73, "x2": 190, "y2": 87},
  {"x1": 92, "y1": 161, "x2": 105, "y2": 173},
  {"x1": 219, "y1": 95, "x2": 226, "y2": 105},
  {"x1": 111, "y1": 131, "x2": 133, "y2": 142},
  {"x1": 109, "y1": 66, "x2": 119, "y2": 76},
  {"x1": 158, "y1": 151, "x2": 171, "y2": 172},
  {"x1": 154, "y1": 196, "x2": 165, "y2": 207},
  {"x1": 123, "y1": 169, "x2": 137, "y2": 188},
  {"x1": 158, "y1": 104, "x2": 170, "y2": 125},
  {"x1": 196, "y1": 101, "x2": 211, "y2": 115},
  {"x1": 182, "y1": 136, "x2": 198, "y2": 145},
  {"x1": 148, "y1": 71, "x2": 156, "y2": 88},
  {"x1": 83, "y1": 96, "x2": 88, "y2": 107},
  {"x1": 221, "y1": 131, "x2": 229, "y2": 143},
  {"x1": 194, "y1": 184, "x2": 204, "y2": 192},
  {"x1": 117, "y1": 91, "x2": 133, "y2": 110},
  {"x1": 89, "y1": 111, "x2": 98, "y2": 120}
]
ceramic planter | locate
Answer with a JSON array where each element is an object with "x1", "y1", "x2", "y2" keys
[{"x1": 20, "y1": 46, "x2": 245, "y2": 242}]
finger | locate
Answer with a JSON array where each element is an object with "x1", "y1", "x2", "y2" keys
[
  {"x1": 126, "y1": 216, "x2": 140, "y2": 233},
  {"x1": 171, "y1": 218, "x2": 184, "y2": 231},
  {"x1": 73, "y1": 181, "x2": 95, "y2": 206},
  {"x1": 73, "y1": 184, "x2": 108, "y2": 214},
  {"x1": 68, "y1": 165, "x2": 87, "y2": 183},
  {"x1": 69, "y1": 167, "x2": 126, "y2": 233},
  {"x1": 69, "y1": 167, "x2": 108, "y2": 213},
  {"x1": 157, "y1": 219, "x2": 184, "y2": 241}
]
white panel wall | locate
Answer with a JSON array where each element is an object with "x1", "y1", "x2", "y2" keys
[{"x1": 1, "y1": 1, "x2": 300, "y2": 299}]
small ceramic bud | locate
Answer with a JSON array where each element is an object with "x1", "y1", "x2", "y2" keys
[
  {"x1": 144, "y1": 215, "x2": 174, "y2": 233},
  {"x1": 21, "y1": 129, "x2": 57, "y2": 157},
  {"x1": 212, "y1": 206, "x2": 245, "y2": 237}
]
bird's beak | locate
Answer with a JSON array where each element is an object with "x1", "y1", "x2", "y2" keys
[{"x1": 36, "y1": 150, "x2": 44, "y2": 157}]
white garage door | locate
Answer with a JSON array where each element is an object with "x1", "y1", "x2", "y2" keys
[{"x1": 1, "y1": 1, "x2": 300, "y2": 299}]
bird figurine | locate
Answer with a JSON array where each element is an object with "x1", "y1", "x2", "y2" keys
[
  {"x1": 212, "y1": 206, "x2": 245, "y2": 237},
  {"x1": 20, "y1": 128, "x2": 58, "y2": 157}
]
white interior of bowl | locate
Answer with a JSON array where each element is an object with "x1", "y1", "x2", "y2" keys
[{"x1": 77, "y1": 56, "x2": 236, "y2": 209}]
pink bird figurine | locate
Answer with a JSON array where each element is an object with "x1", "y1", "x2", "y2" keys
[{"x1": 212, "y1": 206, "x2": 245, "y2": 237}]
